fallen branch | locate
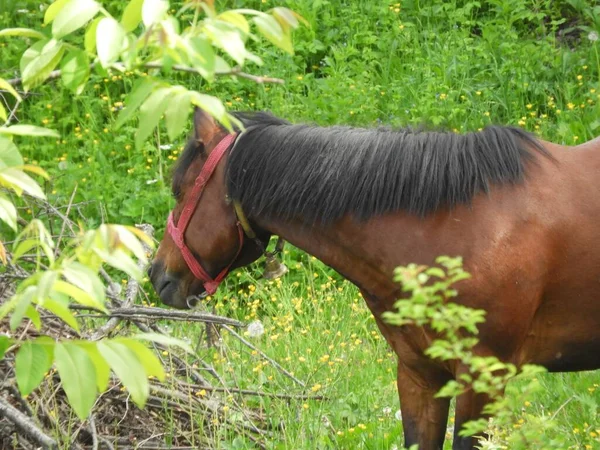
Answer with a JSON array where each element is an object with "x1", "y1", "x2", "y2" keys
[
  {"x1": 0, "y1": 396, "x2": 57, "y2": 449},
  {"x1": 71, "y1": 304, "x2": 245, "y2": 328}
]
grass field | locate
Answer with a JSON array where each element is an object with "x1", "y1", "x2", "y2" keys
[{"x1": 2, "y1": 0, "x2": 600, "y2": 448}]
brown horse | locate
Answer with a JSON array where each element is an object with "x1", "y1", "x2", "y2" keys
[{"x1": 148, "y1": 107, "x2": 600, "y2": 450}]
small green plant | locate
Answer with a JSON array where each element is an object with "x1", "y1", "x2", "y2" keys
[{"x1": 384, "y1": 257, "x2": 572, "y2": 449}]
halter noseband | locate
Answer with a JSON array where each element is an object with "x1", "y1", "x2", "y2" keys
[{"x1": 166, "y1": 132, "x2": 255, "y2": 296}]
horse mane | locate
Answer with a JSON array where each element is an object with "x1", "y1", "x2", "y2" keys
[{"x1": 176, "y1": 111, "x2": 552, "y2": 224}]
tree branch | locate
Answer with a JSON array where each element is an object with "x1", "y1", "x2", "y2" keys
[
  {"x1": 71, "y1": 305, "x2": 245, "y2": 328},
  {"x1": 0, "y1": 396, "x2": 57, "y2": 449},
  {"x1": 6, "y1": 63, "x2": 285, "y2": 87}
]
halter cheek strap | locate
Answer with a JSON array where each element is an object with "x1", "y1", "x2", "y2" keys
[{"x1": 167, "y1": 133, "x2": 249, "y2": 295}]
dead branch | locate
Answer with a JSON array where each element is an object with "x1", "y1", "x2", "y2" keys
[
  {"x1": 73, "y1": 305, "x2": 245, "y2": 328},
  {"x1": 0, "y1": 395, "x2": 58, "y2": 449}
]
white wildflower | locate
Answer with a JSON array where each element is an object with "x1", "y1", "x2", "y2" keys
[
  {"x1": 246, "y1": 320, "x2": 264, "y2": 338},
  {"x1": 395, "y1": 409, "x2": 402, "y2": 421},
  {"x1": 159, "y1": 144, "x2": 173, "y2": 150},
  {"x1": 382, "y1": 406, "x2": 392, "y2": 416},
  {"x1": 588, "y1": 31, "x2": 599, "y2": 42}
]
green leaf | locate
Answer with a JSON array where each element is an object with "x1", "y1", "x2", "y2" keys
[
  {"x1": 0, "y1": 103, "x2": 5, "y2": 122},
  {"x1": 217, "y1": 12, "x2": 250, "y2": 34},
  {"x1": 98, "y1": 341, "x2": 149, "y2": 407},
  {"x1": 35, "y1": 270, "x2": 59, "y2": 304},
  {"x1": 42, "y1": 295, "x2": 80, "y2": 331},
  {"x1": 135, "y1": 86, "x2": 172, "y2": 149},
  {"x1": 95, "y1": 248, "x2": 142, "y2": 280},
  {"x1": 20, "y1": 39, "x2": 65, "y2": 91},
  {"x1": 271, "y1": 7, "x2": 301, "y2": 28},
  {"x1": 25, "y1": 305, "x2": 41, "y2": 330},
  {"x1": 62, "y1": 261, "x2": 105, "y2": 306},
  {"x1": 10, "y1": 287, "x2": 34, "y2": 330},
  {"x1": 253, "y1": 14, "x2": 292, "y2": 54},
  {"x1": 114, "y1": 78, "x2": 156, "y2": 129},
  {"x1": 0, "y1": 79, "x2": 22, "y2": 102},
  {"x1": 115, "y1": 338, "x2": 165, "y2": 381},
  {"x1": 15, "y1": 339, "x2": 54, "y2": 396},
  {"x1": 189, "y1": 91, "x2": 227, "y2": 124},
  {"x1": 12, "y1": 239, "x2": 39, "y2": 262},
  {"x1": 122, "y1": 0, "x2": 144, "y2": 32},
  {"x1": 0, "y1": 168, "x2": 46, "y2": 199},
  {"x1": 84, "y1": 17, "x2": 101, "y2": 54},
  {"x1": 52, "y1": 0, "x2": 100, "y2": 38},
  {"x1": 0, "y1": 125, "x2": 59, "y2": 138},
  {"x1": 74, "y1": 342, "x2": 111, "y2": 392},
  {"x1": 0, "y1": 194, "x2": 17, "y2": 231},
  {"x1": 55, "y1": 343, "x2": 97, "y2": 420},
  {"x1": 142, "y1": 0, "x2": 169, "y2": 27},
  {"x1": 60, "y1": 50, "x2": 89, "y2": 95},
  {"x1": 0, "y1": 335, "x2": 11, "y2": 360},
  {"x1": 184, "y1": 36, "x2": 216, "y2": 80},
  {"x1": 96, "y1": 17, "x2": 125, "y2": 68},
  {"x1": 165, "y1": 90, "x2": 191, "y2": 141},
  {"x1": 44, "y1": 0, "x2": 71, "y2": 24},
  {"x1": 0, "y1": 136, "x2": 23, "y2": 169},
  {"x1": 134, "y1": 332, "x2": 194, "y2": 354},
  {"x1": 205, "y1": 21, "x2": 247, "y2": 65},
  {"x1": 0, "y1": 28, "x2": 46, "y2": 39},
  {"x1": 53, "y1": 280, "x2": 106, "y2": 311}
]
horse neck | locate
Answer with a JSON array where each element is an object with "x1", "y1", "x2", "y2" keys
[{"x1": 256, "y1": 217, "x2": 399, "y2": 300}]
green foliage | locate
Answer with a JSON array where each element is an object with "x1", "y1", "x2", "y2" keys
[{"x1": 384, "y1": 257, "x2": 575, "y2": 449}]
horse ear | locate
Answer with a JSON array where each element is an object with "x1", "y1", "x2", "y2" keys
[{"x1": 193, "y1": 107, "x2": 220, "y2": 145}]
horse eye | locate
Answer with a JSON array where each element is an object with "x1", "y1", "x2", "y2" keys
[{"x1": 172, "y1": 191, "x2": 180, "y2": 200}]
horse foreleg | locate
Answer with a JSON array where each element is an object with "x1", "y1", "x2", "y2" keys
[
  {"x1": 397, "y1": 363, "x2": 451, "y2": 450},
  {"x1": 452, "y1": 388, "x2": 495, "y2": 450}
]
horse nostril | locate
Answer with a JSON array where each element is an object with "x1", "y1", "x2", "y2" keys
[{"x1": 147, "y1": 264, "x2": 154, "y2": 279}]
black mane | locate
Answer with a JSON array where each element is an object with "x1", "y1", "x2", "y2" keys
[{"x1": 176, "y1": 111, "x2": 551, "y2": 224}]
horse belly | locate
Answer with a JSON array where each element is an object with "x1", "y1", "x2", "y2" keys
[{"x1": 523, "y1": 286, "x2": 600, "y2": 372}]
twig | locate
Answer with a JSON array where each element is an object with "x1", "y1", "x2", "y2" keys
[
  {"x1": 54, "y1": 184, "x2": 78, "y2": 257},
  {"x1": 7, "y1": 63, "x2": 285, "y2": 87},
  {"x1": 0, "y1": 396, "x2": 58, "y2": 449},
  {"x1": 222, "y1": 325, "x2": 306, "y2": 388},
  {"x1": 71, "y1": 305, "x2": 245, "y2": 328},
  {"x1": 0, "y1": 381, "x2": 34, "y2": 417},
  {"x1": 175, "y1": 381, "x2": 325, "y2": 401},
  {"x1": 550, "y1": 395, "x2": 575, "y2": 421},
  {"x1": 89, "y1": 224, "x2": 154, "y2": 340},
  {"x1": 89, "y1": 414, "x2": 99, "y2": 450}
]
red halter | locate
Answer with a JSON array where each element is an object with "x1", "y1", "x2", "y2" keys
[{"x1": 167, "y1": 133, "x2": 244, "y2": 295}]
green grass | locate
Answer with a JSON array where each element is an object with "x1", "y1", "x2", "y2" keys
[{"x1": 2, "y1": 0, "x2": 600, "y2": 448}]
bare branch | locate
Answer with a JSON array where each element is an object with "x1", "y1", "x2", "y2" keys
[
  {"x1": 0, "y1": 396, "x2": 58, "y2": 449},
  {"x1": 71, "y1": 304, "x2": 245, "y2": 328}
]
